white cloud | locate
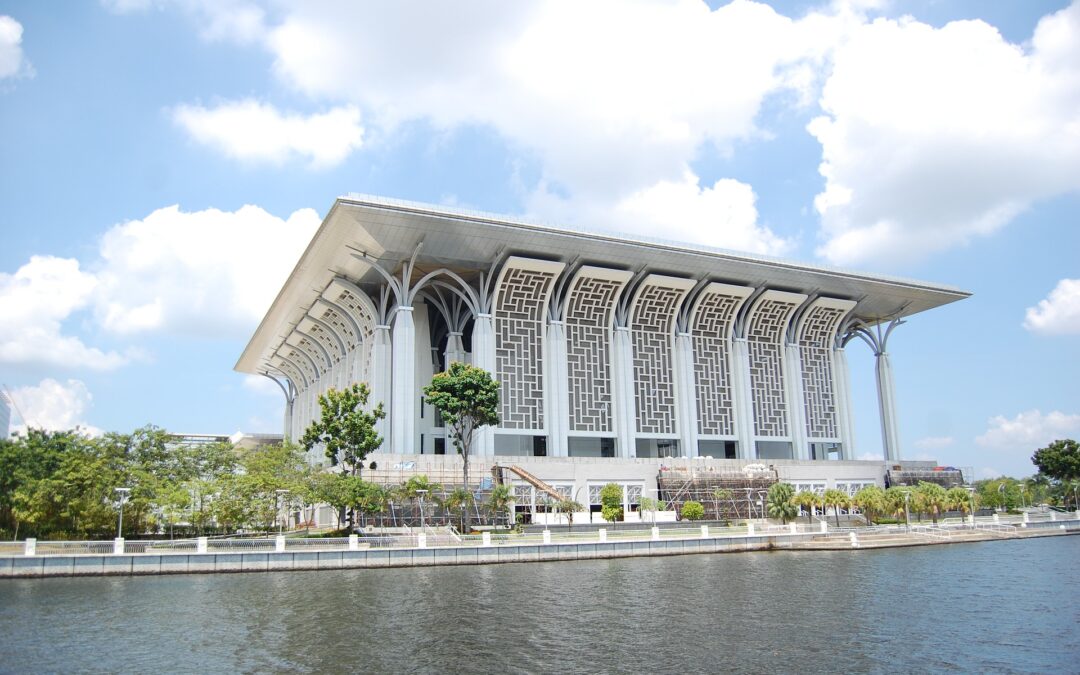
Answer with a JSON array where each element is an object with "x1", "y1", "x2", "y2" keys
[
  {"x1": 102, "y1": 0, "x2": 266, "y2": 44},
  {"x1": 172, "y1": 100, "x2": 363, "y2": 168},
  {"x1": 94, "y1": 204, "x2": 321, "y2": 336},
  {"x1": 1024, "y1": 278, "x2": 1080, "y2": 335},
  {"x1": 975, "y1": 409, "x2": 1080, "y2": 451},
  {"x1": 977, "y1": 467, "x2": 1003, "y2": 480},
  {"x1": 0, "y1": 256, "x2": 130, "y2": 370},
  {"x1": 811, "y1": 3, "x2": 1080, "y2": 265},
  {"x1": 0, "y1": 15, "x2": 33, "y2": 80},
  {"x1": 243, "y1": 374, "x2": 285, "y2": 397},
  {"x1": 913, "y1": 436, "x2": 955, "y2": 450},
  {"x1": 0, "y1": 204, "x2": 319, "y2": 371},
  {"x1": 8, "y1": 378, "x2": 101, "y2": 436},
  {"x1": 255, "y1": 0, "x2": 851, "y2": 253}
]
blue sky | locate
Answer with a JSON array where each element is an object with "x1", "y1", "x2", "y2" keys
[{"x1": 1, "y1": 0, "x2": 1077, "y2": 478}]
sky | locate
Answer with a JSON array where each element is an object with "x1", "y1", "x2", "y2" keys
[{"x1": 0, "y1": 0, "x2": 1078, "y2": 479}]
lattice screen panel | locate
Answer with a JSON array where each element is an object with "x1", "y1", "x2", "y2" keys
[
  {"x1": 797, "y1": 304, "x2": 848, "y2": 440},
  {"x1": 565, "y1": 276, "x2": 623, "y2": 433},
  {"x1": 303, "y1": 323, "x2": 343, "y2": 364},
  {"x1": 317, "y1": 305, "x2": 359, "y2": 351},
  {"x1": 691, "y1": 291, "x2": 743, "y2": 437},
  {"x1": 293, "y1": 335, "x2": 331, "y2": 373},
  {"x1": 281, "y1": 347, "x2": 317, "y2": 386},
  {"x1": 495, "y1": 266, "x2": 559, "y2": 430},
  {"x1": 747, "y1": 298, "x2": 799, "y2": 437},
  {"x1": 328, "y1": 285, "x2": 377, "y2": 385},
  {"x1": 631, "y1": 283, "x2": 685, "y2": 435}
]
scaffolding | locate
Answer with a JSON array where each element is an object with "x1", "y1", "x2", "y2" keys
[
  {"x1": 657, "y1": 465, "x2": 778, "y2": 521},
  {"x1": 886, "y1": 466, "x2": 969, "y2": 488}
]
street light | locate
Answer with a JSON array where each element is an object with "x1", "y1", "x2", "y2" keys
[
  {"x1": 114, "y1": 487, "x2": 131, "y2": 538},
  {"x1": 998, "y1": 482, "x2": 1006, "y2": 511},
  {"x1": 903, "y1": 490, "x2": 911, "y2": 531},
  {"x1": 416, "y1": 489, "x2": 428, "y2": 531},
  {"x1": 275, "y1": 489, "x2": 290, "y2": 535},
  {"x1": 965, "y1": 486, "x2": 976, "y2": 526}
]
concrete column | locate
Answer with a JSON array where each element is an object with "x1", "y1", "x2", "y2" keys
[
  {"x1": 24, "y1": 538, "x2": 35, "y2": 556},
  {"x1": 833, "y1": 347, "x2": 856, "y2": 460},
  {"x1": 612, "y1": 327, "x2": 636, "y2": 458},
  {"x1": 371, "y1": 325, "x2": 392, "y2": 444},
  {"x1": 443, "y1": 331, "x2": 466, "y2": 367},
  {"x1": 784, "y1": 343, "x2": 809, "y2": 460},
  {"x1": 391, "y1": 306, "x2": 416, "y2": 455},
  {"x1": 731, "y1": 338, "x2": 756, "y2": 459},
  {"x1": 674, "y1": 332, "x2": 699, "y2": 458},
  {"x1": 283, "y1": 397, "x2": 294, "y2": 443},
  {"x1": 349, "y1": 534, "x2": 359, "y2": 551},
  {"x1": 471, "y1": 313, "x2": 496, "y2": 456},
  {"x1": 275, "y1": 535, "x2": 286, "y2": 552},
  {"x1": 113, "y1": 538, "x2": 125, "y2": 555},
  {"x1": 197, "y1": 537, "x2": 208, "y2": 553},
  {"x1": 545, "y1": 320, "x2": 569, "y2": 457},
  {"x1": 876, "y1": 351, "x2": 902, "y2": 462}
]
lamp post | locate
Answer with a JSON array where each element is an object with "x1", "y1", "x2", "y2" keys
[
  {"x1": 903, "y1": 490, "x2": 911, "y2": 531},
  {"x1": 114, "y1": 487, "x2": 131, "y2": 538},
  {"x1": 966, "y1": 486, "x2": 976, "y2": 526},
  {"x1": 998, "y1": 483, "x2": 1006, "y2": 511},
  {"x1": 758, "y1": 497, "x2": 765, "y2": 523},
  {"x1": 275, "y1": 489, "x2": 290, "y2": 535},
  {"x1": 646, "y1": 488, "x2": 659, "y2": 526},
  {"x1": 416, "y1": 489, "x2": 428, "y2": 531}
]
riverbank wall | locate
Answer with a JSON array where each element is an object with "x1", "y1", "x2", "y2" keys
[{"x1": 2, "y1": 519, "x2": 1077, "y2": 579}]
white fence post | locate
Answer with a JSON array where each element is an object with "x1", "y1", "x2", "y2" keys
[
  {"x1": 651, "y1": 527, "x2": 660, "y2": 541},
  {"x1": 197, "y1": 536, "x2": 208, "y2": 553},
  {"x1": 849, "y1": 532, "x2": 859, "y2": 548},
  {"x1": 275, "y1": 535, "x2": 286, "y2": 553},
  {"x1": 747, "y1": 523, "x2": 755, "y2": 537},
  {"x1": 820, "y1": 520, "x2": 828, "y2": 533},
  {"x1": 348, "y1": 534, "x2": 359, "y2": 551},
  {"x1": 1050, "y1": 511, "x2": 1056, "y2": 521},
  {"x1": 542, "y1": 530, "x2": 551, "y2": 545},
  {"x1": 113, "y1": 538, "x2": 125, "y2": 555},
  {"x1": 598, "y1": 529, "x2": 607, "y2": 542},
  {"x1": 992, "y1": 513, "x2": 1000, "y2": 524},
  {"x1": 418, "y1": 533, "x2": 427, "y2": 548},
  {"x1": 482, "y1": 531, "x2": 492, "y2": 547},
  {"x1": 700, "y1": 525, "x2": 709, "y2": 539},
  {"x1": 24, "y1": 538, "x2": 36, "y2": 556},
  {"x1": 789, "y1": 523, "x2": 797, "y2": 535}
]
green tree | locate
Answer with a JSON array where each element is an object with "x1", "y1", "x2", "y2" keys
[
  {"x1": 885, "y1": 487, "x2": 911, "y2": 524},
  {"x1": 422, "y1": 362, "x2": 499, "y2": 531},
  {"x1": 443, "y1": 487, "x2": 475, "y2": 532},
  {"x1": 793, "y1": 490, "x2": 819, "y2": 524},
  {"x1": 555, "y1": 498, "x2": 585, "y2": 530},
  {"x1": 852, "y1": 485, "x2": 886, "y2": 526},
  {"x1": 711, "y1": 488, "x2": 733, "y2": 521},
  {"x1": 1032, "y1": 439, "x2": 1080, "y2": 482},
  {"x1": 301, "y1": 384, "x2": 385, "y2": 477},
  {"x1": 766, "y1": 482, "x2": 797, "y2": 524},
  {"x1": 822, "y1": 489, "x2": 849, "y2": 527},
  {"x1": 600, "y1": 483, "x2": 623, "y2": 524},
  {"x1": 486, "y1": 484, "x2": 515, "y2": 528},
  {"x1": 681, "y1": 500, "x2": 706, "y2": 521},
  {"x1": 946, "y1": 486, "x2": 975, "y2": 520},
  {"x1": 916, "y1": 482, "x2": 948, "y2": 524},
  {"x1": 401, "y1": 475, "x2": 442, "y2": 528}
]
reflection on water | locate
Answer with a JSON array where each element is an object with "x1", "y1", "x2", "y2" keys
[{"x1": 2, "y1": 537, "x2": 1077, "y2": 674}]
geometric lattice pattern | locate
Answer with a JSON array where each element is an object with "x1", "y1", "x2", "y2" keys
[
  {"x1": 495, "y1": 267, "x2": 559, "y2": 430},
  {"x1": 565, "y1": 276, "x2": 623, "y2": 433},
  {"x1": 294, "y1": 334, "x2": 331, "y2": 373},
  {"x1": 318, "y1": 305, "x2": 359, "y2": 351},
  {"x1": 282, "y1": 347, "x2": 317, "y2": 386},
  {"x1": 691, "y1": 291, "x2": 743, "y2": 437},
  {"x1": 747, "y1": 298, "x2": 798, "y2": 437},
  {"x1": 329, "y1": 286, "x2": 377, "y2": 386},
  {"x1": 304, "y1": 322, "x2": 343, "y2": 364},
  {"x1": 798, "y1": 305, "x2": 847, "y2": 440},
  {"x1": 631, "y1": 284, "x2": 685, "y2": 435}
]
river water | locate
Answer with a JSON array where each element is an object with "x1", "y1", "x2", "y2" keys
[{"x1": 2, "y1": 536, "x2": 1077, "y2": 674}]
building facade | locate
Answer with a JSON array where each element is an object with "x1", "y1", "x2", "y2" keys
[{"x1": 237, "y1": 195, "x2": 968, "y2": 471}]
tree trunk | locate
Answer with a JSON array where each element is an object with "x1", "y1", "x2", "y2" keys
[
  {"x1": 461, "y1": 431, "x2": 472, "y2": 533},
  {"x1": 834, "y1": 506, "x2": 840, "y2": 527}
]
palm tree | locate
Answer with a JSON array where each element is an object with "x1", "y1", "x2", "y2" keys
[
  {"x1": 401, "y1": 475, "x2": 442, "y2": 527},
  {"x1": 884, "y1": 487, "x2": 909, "y2": 523},
  {"x1": 486, "y1": 484, "x2": 514, "y2": 528},
  {"x1": 444, "y1": 488, "x2": 475, "y2": 533},
  {"x1": 793, "y1": 490, "x2": 818, "y2": 524},
  {"x1": 852, "y1": 485, "x2": 886, "y2": 526},
  {"x1": 766, "y1": 482, "x2": 797, "y2": 524},
  {"x1": 916, "y1": 482, "x2": 948, "y2": 524},
  {"x1": 822, "y1": 489, "x2": 849, "y2": 527},
  {"x1": 946, "y1": 486, "x2": 973, "y2": 520}
]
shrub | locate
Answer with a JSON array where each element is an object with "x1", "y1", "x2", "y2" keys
[
  {"x1": 681, "y1": 501, "x2": 705, "y2": 521},
  {"x1": 600, "y1": 483, "x2": 623, "y2": 523}
]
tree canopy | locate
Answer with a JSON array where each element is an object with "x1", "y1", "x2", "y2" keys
[
  {"x1": 301, "y1": 383, "x2": 385, "y2": 475},
  {"x1": 1032, "y1": 439, "x2": 1080, "y2": 482}
]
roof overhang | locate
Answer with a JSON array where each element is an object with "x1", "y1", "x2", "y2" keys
[{"x1": 236, "y1": 194, "x2": 971, "y2": 375}]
